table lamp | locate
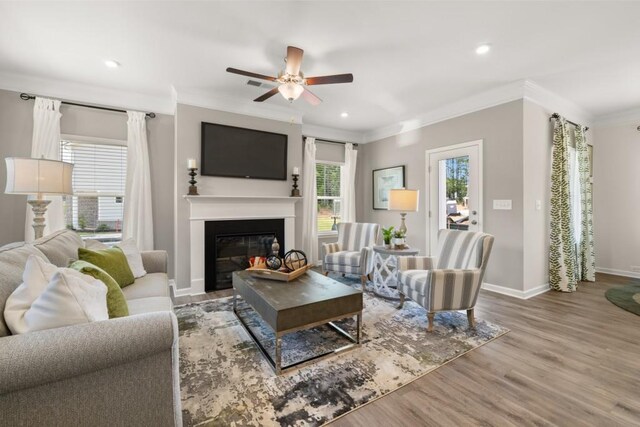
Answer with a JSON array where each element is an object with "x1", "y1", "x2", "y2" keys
[
  {"x1": 388, "y1": 188, "x2": 419, "y2": 235},
  {"x1": 5, "y1": 157, "x2": 74, "y2": 239}
]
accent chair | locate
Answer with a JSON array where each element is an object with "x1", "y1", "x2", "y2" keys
[
  {"x1": 322, "y1": 222, "x2": 380, "y2": 290},
  {"x1": 397, "y1": 229, "x2": 494, "y2": 332}
]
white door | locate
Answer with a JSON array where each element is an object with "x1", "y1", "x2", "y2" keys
[{"x1": 426, "y1": 140, "x2": 483, "y2": 255}]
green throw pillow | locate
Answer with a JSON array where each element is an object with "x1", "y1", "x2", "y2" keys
[
  {"x1": 69, "y1": 260, "x2": 129, "y2": 318},
  {"x1": 78, "y1": 247, "x2": 135, "y2": 288}
]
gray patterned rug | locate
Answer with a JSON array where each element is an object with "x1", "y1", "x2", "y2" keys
[{"x1": 176, "y1": 276, "x2": 508, "y2": 426}]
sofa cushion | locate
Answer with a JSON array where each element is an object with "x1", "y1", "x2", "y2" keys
[
  {"x1": 116, "y1": 238, "x2": 147, "y2": 279},
  {"x1": 4, "y1": 255, "x2": 109, "y2": 335},
  {"x1": 32, "y1": 229, "x2": 84, "y2": 267},
  {"x1": 127, "y1": 297, "x2": 172, "y2": 315},
  {"x1": 78, "y1": 247, "x2": 135, "y2": 288},
  {"x1": 0, "y1": 243, "x2": 48, "y2": 337},
  {"x1": 325, "y1": 251, "x2": 361, "y2": 267},
  {"x1": 122, "y1": 273, "x2": 169, "y2": 300},
  {"x1": 69, "y1": 260, "x2": 129, "y2": 318}
]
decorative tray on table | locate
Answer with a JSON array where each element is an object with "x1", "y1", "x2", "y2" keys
[{"x1": 246, "y1": 250, "x2": 311, "y2": 282}]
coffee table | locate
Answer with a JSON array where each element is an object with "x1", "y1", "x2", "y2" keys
[{"x1": 232, "y1": 269, "x2": 363, "y2": 375}]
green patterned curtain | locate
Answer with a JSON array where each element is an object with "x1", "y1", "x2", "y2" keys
[
  {"x1": 550, "y1": 118, "x2": 577, "y2": 292},
  {"x1": 575, "y1": 126, "x2": 595, "y2": 281}
]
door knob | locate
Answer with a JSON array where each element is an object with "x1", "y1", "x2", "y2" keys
[
  {"x1": 472, "y1": 210, "x2": 477, "y2": 215},
  {"x1": 471, "y1": 220, "x2": 478, "y2": 225}
]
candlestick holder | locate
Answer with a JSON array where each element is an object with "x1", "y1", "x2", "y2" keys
[
  {"x1": 290, "y1": 173, "x2": 300, "y2": 197},
  {"x1": 188, "y1": 168, "x2": 199, "y2": 196}
]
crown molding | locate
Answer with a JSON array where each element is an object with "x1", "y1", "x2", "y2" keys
[
  {"x1": 363, "y1": 80, "x2": 527, "y2": 143},
  {"x1": 0, "y1": 71, "x2": 175, "y2": 116},
  {"x1": 301, "y1": 123, "x2": 364, "y2": 144},
  {"x1": 175, "y1": 89, "x2": 304, "y2": 125},
  {"x1": 522, "y1": 80, "x2": 594, "y2": 125}
]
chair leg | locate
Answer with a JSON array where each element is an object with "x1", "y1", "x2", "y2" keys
[
  {"x1": 342, "y1": 273, "x2": 345, "y2": 277},
  {"x1": 360, "y1": 275, "x2": 367, "y2": 291},
  {"x1": 367, "y1": 273, "x2": 372, "y2": 281},
  {"x1": 467, "y1": 309, "x2": 476, "y2": 329},
  {"x1": 323, "y1": 271, "x2": 329, "y2": 277},
  {"x1": 397, "y1": 292, "x2": 405, "y2": 309},
  {"x1": 427, "y1": 312, "x2": 435, "y2": 332}
]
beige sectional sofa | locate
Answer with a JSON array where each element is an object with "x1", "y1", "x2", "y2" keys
[{"x1": 0, "y1": 230, "x2": 181, "y2": 426}]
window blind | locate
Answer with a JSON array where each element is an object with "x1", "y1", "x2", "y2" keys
[{"x1": 316, "y1": 163, "x2": 342, "y2": 232}]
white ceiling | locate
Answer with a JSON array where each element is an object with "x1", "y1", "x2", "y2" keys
[{"x1": 1, "y1": 1, "x2": 639, "y2": 135}]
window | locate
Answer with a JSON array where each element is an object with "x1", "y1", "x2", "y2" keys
[
  {"x1": 60, "y1": 139, "x2": 127, "y2": 242},
  {"x1": 316, "y1": 162, "x2": 342, "y2": 233}
]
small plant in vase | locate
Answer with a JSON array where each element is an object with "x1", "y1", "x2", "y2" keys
[
  {"x1": 382, "y1": 226, "x2": 395, "y2": 248},
  {"x1": 392, "y1": 230, "x2": 406, "y2": 249}
]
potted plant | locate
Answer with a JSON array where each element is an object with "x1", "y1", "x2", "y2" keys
[
  {"x1": 382, "y1": 226, "x2": 395, "y2": 247},
  {"x1": 392, "y1": 230, "x2": 406, "y2": 248}
]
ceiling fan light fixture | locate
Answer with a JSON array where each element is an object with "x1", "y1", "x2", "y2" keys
[{"x1": 278, "y1": 82, "x2": 304, "y2": 102}]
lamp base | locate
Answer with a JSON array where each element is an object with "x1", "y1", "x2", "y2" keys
[
  {"x1": 398, "y1": 212, "x2": 407, "y2": 235},
  {"x1": 28, "y1": 199, "x2": 51, "y2": 240}
]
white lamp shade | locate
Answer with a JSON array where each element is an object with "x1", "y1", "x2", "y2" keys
[
  {"x1": 5, "y1": 157, "x2": 73, "y2": 196},
  {"x1": 388, "y1": 189, "x2": 419, "y2": 212},
  {"x1": 278, "y1": 82, "x2": 304, "y2": 101}
]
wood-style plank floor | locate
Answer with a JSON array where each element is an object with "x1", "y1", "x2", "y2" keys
[{"x1": 174, "y1": 273, "x2": 640, "y2": 426}]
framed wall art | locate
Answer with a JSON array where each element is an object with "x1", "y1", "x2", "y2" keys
[{"x1": 372, "y1": 165, "x2": 405, "y2": 210}]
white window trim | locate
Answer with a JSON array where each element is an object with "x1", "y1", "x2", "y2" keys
[{"x1": 316, "y1": 160, "x2": 344, "y2": 236}]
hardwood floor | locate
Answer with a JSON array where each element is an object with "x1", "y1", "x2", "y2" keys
[{"x1": 173, "y1": 274, "x2": 640, "y2": 426}]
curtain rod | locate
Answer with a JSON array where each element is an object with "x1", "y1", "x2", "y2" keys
[
  {"x1": 303, "y1": 135, "x2": 358, "y2": 147},
  {"x1": 550, "y1": 113, "x2": 588, "y2": 131},
  {"x1": 19, "y1": 93, "x2": 156, "y2": 119}
]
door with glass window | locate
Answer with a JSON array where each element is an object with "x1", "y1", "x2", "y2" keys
[{"x1": 426, "y1": 141, "x2": 482, "y2": 255}]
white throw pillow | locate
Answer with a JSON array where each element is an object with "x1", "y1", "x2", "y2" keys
[
  {"x1": 117, "y1": 238, "x2": 146, "y2": 278},
  {"x1": 84, "y1": 239, "x2": 108, "y2": 250},
  {"x1": 4, "y1": 255, "x2": 109, "y2": 335}
]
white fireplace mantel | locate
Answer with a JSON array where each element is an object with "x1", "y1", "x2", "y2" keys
[{"x1": 184, "y1": 194, "x2": 300, "y2": 294}]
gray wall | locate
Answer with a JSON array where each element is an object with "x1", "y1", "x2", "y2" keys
[
  {"x1": 0, "y1": 88, "x2": 175, "y2": 276},
  {"x1": 0, "y1": 89, "x2": 33, "y2": 245},
  {"x1": 592, "y1": 121, "x2": 637, "y2": 276},
  {"x1": 358, "y1": 101, "x2": 525, "y2": 290},
  {"x1": 173, "y1": 104, "x2": 303, "y2": 289}
]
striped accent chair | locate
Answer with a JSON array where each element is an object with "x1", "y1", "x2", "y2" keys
[
  {"x1": 397, "y1": 229, "x2": 494, "y2": 332},
  {"x1": 322, "y1": 222, "x2": 380, "y2": 290}
]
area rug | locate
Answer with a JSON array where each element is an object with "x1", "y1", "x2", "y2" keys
[
  {"x1": 605, "y1": 283, "x2": 640, "y2": 315},
  {"x1": 176, "y1": 277, "x2": 509, "y2": 426}
]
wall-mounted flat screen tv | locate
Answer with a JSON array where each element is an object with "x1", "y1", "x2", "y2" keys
[{"x1": 200, "y1": 122, "x2": 288, "y2": 180}]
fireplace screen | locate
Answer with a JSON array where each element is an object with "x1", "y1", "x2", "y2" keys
[{"x1": 204, "y1": 219, "x2": 285, "y2": 291}]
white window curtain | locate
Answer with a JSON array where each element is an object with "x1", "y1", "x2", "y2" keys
[
  {"x1": 341, "y1": 143, "x2": 357, "y2": 223},
  {"x1": 123, "y1": 111, "x2": 154, "y2": 250},
  {"x1": 25, "y1": 97, "x2": 64, "y2": 241},
  {"x1": 301, "y1": 137, "x2": 318, "y2": 263}
]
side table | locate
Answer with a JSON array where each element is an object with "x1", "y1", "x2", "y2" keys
[{"x1": 372, "y1": 245, "x2": 419, "y2": 300}]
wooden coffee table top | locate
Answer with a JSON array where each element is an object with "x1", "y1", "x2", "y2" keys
[{"x1": 232, "y1": 269, "x2": 363, "y2": 333}]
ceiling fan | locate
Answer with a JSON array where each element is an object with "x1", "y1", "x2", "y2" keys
[{"x1": 226, "y1": 46, "x2": 353, "y2": 105}]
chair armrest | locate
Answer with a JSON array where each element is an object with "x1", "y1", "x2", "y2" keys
[
  {"x1": 141, "y1": 250, "x2": 168, "y2": 273},
  {"x1": 359, "y1": 246, "x2": 375, "y2": 275},
  {"x1": 397, "y1": 256, "x2": 436, "y2": 271},
  {"x1": 322, "y1": 242, "x2": 342, "y2": 259},
  {"x1": 0, "y1": 312, "x2": 178, "y2": 395},
  {"x1": 428, "y1": 268, "x2": 483, "y2": 311}
]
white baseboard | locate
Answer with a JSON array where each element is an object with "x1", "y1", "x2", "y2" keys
[
  {"x1": 170, "y1": 280, "x2": 193, "y2": 297},
  {"x1": 596, "y1": 267, "x2": 640, "y2": 279},
  {"x1": 481, "y1": 282, "x2": 550, "y2": 300}
]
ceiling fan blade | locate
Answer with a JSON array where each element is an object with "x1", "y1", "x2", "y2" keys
[
  {"x1": 226, "y1": 67, "x2": 277, "y2": 82},
  {"x1": 285, "y1": 46, "x2": 304, "y2": 76},
  {"x1": 305, "y1": 73, "x2": 354, "y2": 85},
  {"x1": 302, "y1": 88, "x2": 322, "y2": 106},
  {"x1": 253, "y1": 87, "x2": 280, "y2": 102}
]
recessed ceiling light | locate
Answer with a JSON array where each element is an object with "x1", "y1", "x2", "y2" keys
[
  {"x1": 104, "y1": 60, "x2": 121, "y2": 68},
  {"x1": 341, "y1": 112, "x2": 349, "y2": 118},
  {"x1": 475, "y1": 44, "x2": 491, "y2": 55}
]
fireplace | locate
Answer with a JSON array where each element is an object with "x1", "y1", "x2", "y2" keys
[{"x1": 204, "y1": 219, "x2": 285, "y2": 291}]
